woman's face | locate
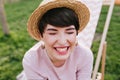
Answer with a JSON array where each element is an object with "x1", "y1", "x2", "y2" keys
[{"x1": 41, "y1": 24, "x2": 77, "y2": 64}]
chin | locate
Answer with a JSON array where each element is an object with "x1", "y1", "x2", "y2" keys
[{"x1": 56, "y1": 52, "x2": 71, "y2": 61}]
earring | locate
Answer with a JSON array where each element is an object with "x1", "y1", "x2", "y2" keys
[{"x1": 40, "y1": 41, "x2": 45, "y2": 49}]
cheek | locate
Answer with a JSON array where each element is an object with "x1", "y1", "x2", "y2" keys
[
  {"x1": 68, "y1": 35, "x2": 77, "y2": 44},
  {"x1": 43, "y1": 36, "x2": 56, "y2": 47},
  {"x1": 70, "y1": 39, "x2": 76, "y2": 46}
]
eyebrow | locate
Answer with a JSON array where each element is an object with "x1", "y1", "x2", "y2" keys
[
  {"x1": 46, "y1": 27, "x2": 75, "y2": 31},
  {"x1": 46, "y1": 28, "x2": 58, "y2": 31},
  {"x1": 66, "y1": 28, "x2": 75, "y2": 31}
]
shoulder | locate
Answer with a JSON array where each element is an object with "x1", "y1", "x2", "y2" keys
[
  {"x1": 24, "y1": 41, "x2": 44, "y2": 57},
  {"x1": 74, "y1": 44, "x2": 93, "y2": 58},
  {"x1": 71, "y1": 44, "x2": 93, "y2": 65},
  {"x1": 72, "y1": 44, "x2": 93, "y2": 69},
  {"x1": 22, "y1": 41, "x2": 44, "y2": 66}
]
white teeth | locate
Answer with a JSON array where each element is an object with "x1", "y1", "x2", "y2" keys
[{"x1": 56, "y1": 47, "x2": 67, "y2": 52}]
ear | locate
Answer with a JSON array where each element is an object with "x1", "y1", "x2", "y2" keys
[
  {"x1": 40, "y1": 34, "x2": 43, "y2": 40},
  {"x1": 39, "y1": 34, "x2": 45, "y2": 49}
]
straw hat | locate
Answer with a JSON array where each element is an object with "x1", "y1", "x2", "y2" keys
[{"x1": 27, "y1": 0, "x2": 90, "y2": 41}]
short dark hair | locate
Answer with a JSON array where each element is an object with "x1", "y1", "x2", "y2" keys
[{"x1": 38, "y1": 7, "x2": 79, "y2": 36}]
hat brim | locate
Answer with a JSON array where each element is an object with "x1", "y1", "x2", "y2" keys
[{"x1": 27, "y1": 0, "x2": 90, "y2": 41}]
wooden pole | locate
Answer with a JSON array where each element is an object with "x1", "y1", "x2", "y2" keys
[
  {"x1": 101, "y1": 41, "x2": 107, "y2": 80},
  {"x1": 92, "y1": 0, "x2": 115, "y2": 80},
  {"x1": 0, "y1": 0, "x2": 9, "y2": 35}
]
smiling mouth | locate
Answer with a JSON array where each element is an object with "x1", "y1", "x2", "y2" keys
[{"x1": 54, "y1": 47, "x2": 69, "y2": 55}]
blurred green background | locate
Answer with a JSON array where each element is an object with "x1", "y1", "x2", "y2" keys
[{"x1": 0, "y1": 0, "x2": 120, "y2": 80}]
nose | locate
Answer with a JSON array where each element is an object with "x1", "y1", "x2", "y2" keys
[{"x1": 57, "y1": 34, "x2": 67, "y2": 45}]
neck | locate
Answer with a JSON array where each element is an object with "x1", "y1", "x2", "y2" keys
[{"x1": 51, "y1": 59, "x2": 65, "y2": 67}]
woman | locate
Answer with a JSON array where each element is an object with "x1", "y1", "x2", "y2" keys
[{"x1": 22, "y1": 0, "x2": 93, "y2": 80}]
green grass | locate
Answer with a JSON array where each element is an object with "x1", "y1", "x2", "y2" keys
[
  {"x1": 92, "y1": 5, "x2": 120, "y2": 80},
  {"x1": 0, "y1": 0, "x2": 120, "y2": 80},
  {"x1": 0, "y1": 0, "x2": 41, "y2": 80}
]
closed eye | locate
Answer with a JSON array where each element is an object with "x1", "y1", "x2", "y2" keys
[
  {"x1": 49, "y1": 33, "x2": 56, "y2": 35},
  {"x1": 66, "y1": 32, "x2": 74, "y2": 34}
]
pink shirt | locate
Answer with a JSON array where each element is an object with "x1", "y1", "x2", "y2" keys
[{"x1": 23, "y1": 42, "x2": 93, "y2": 80}]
